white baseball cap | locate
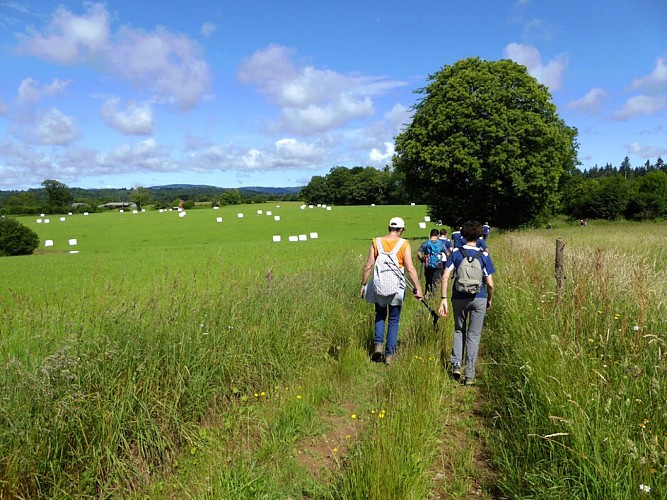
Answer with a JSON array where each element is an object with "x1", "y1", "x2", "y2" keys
[{"x1": 389, "y1": 217, "x2": 405, "y2": 228}]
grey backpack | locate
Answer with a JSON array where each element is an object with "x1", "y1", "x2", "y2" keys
[{"x1": 454, "y1": 247, "x2": 484, "y2": 294}]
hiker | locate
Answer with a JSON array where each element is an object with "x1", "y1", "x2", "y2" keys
[
  {"x1": 438, "y1": 228, "x2": 453, "y2": 259},
  {"x1": 417, "y1": 229, "x2": 447, "y2": 296},
  {"x1": 360, "y1": 217, "x2": 423, "y2": 365},
  {"x1": 482, "y1": 222, "x2": 491, "y2": 240},
  {"x1": 451, "y1": 226, "x2": 463, "y2": 249},
  {"x1": 438, "y1": 220, "x2": 495, "y2": 386},
  {"x1": 461, "y1": 234, "x2": 490, "y2": 254}
]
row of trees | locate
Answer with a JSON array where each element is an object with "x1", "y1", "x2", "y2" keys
[
  {"x1": 563, "y1": 169, "x2": 667, "y2": 220},
  {"x1": 0, "y1": 184, "x2": 301, "y2": 216},
  {"x1": 581, "y1": 157, "x2": 666, "y2": 179},
  {"x1": 300, "y1": 166, "x2": 409, "y2": 205}
]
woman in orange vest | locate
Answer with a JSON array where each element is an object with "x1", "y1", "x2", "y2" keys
[{"x1": 360, "y1": 217, "x2": 423, "y2": 365}]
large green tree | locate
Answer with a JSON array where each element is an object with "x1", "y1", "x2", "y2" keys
[
  {"x1": 129, "y1": 186, "x2": 151, "y2": 210},
  {"x1": 393, "y1": 57, "x2": 579, "y2": 228},
  {"x1": 41, "y1": 179, "x2": 72, "y2": 209}
]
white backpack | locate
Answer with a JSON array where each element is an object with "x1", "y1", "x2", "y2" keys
[{"x1": 373, "y1": 237, "x2": 406, "y2": 297}]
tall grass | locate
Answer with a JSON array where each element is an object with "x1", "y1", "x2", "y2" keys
[
  {"x1": 2, "y1": 204, "x2": 444, "y2": 497},
  {"x1": 484, "y1": 223, "x2": 667, "y2": 497},
  {"x1": 0, "y1": 249, "x2": 363, "y2": 497},
  {"x1": 6, "y1": 206, "x2": 663, "y2": 497}
]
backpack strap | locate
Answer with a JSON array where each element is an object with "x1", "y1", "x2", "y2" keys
[
  {"x1": 460, "y1": 246, "x2": 483, "y2": 263},
  {"x1": 375, "y1": 237, "x2": 386, "y2": 255},
  {"x1": 388, "y1": 238, "x2": 405, "y2": 256}
]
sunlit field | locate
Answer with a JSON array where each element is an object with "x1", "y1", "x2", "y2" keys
[
  {"x1": 1, "y1": 206, "x2": 665, "y2": 498},
  {"x1": 484, "y1": 220, "x2": 667, "y2": 498}
]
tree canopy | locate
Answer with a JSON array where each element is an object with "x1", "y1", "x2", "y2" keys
[
  {"x1": 393, "y1": 57, "x2": 579, "y2": 228},
  {"x1": 41, "y1": 179, "x2": 72, "y2": 210},
  {"x1": 0, "y1": 217, "x2": 40, "y2": 257},
  {"x1": 300, "y1": 166, "x2": 408, "y2": 205}
]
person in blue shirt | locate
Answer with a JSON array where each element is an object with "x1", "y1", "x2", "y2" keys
[
  {"x1": 438, "y1": 228, "x2": 452, "y2": 259},
  {"x1": 417, "y1": 229, "x2": 446, "y2": 296},
  {"x1": 482, "y1": 222, "x2": 491, "y2": 240},
  {"x1": 451, "y1": 226, "x2": 463, "y2": 249},
  {"x1": 438, "y1": 220, "x2": 495, "y2": 386},
  {"x1": 461, "y1": 235, "x2": 490, "y2": 253}
]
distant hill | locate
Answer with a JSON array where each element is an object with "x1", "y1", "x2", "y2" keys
[
  {"x1": 0, "y1": 184, "x2": 304, "y2": 211},
  {"x1": 241, "y1": 186, "x2": 303, "y2": 195},
  {"x1": 148, "y1": 184, "x2": 302, "y2": 195}
]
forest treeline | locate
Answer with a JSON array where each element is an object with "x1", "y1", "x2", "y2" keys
[
  {"x1": 0, "y1": 183, "x2": 302, "y2": 216},
  {"x1": 2, "y1": 156, "x2": 666, "y2": 223},
  {"x1": 301, "y1": 157, "x2": 667, "y2": 222},
  {"x1": 562, "y1": 157, "x2": 667, "y2": 220}
]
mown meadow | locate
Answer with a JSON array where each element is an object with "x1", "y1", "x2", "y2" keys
[{"x1": 1, "y1": 204, "x2": 665, "y2": 498}]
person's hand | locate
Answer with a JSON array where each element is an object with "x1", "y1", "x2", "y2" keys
[
  {"x1": 486, "y1": 299, "x2": 492, "y2": 311},
  {"x1": 438, "y1": 299, "x2": 449, "y2": 317},
  {"x1": 413, "y1": 288, "x2": 424, "y2": 301},
  {"x1": 360, "y1": 284, "x2": 366, "y2": 299}
]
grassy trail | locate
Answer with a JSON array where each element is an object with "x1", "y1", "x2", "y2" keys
[{"x1": 156, "y1": 275, "x2": 498, "y2": 498}]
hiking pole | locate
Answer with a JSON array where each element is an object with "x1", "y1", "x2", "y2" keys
[
  {"x1": 385, "y1": 259, "x2": 439, "y2": 328},
  {"x1": 404, "y1": 277, "x2": 439, "y2": 328}
]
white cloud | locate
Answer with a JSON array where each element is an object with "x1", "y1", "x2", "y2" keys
[
  {"x1": 612, "y1": 95, "x2": 667, "y2": 121},
  {"x1": 369, "y1": 142, "x2": 394, "y2": 163},
  {"x1": 17, "y1": 78, "x2": 71, "y2": 104},
  {"x1": 522, "y1": 18, "x2": 556, "y2": 43},
  {"x1": 0, "y1": 149, "x2": 56, "y2": 186},
  {"x1": 503, "y1": 42, "x2": 568, "y2": 90},
  {"x1": 567, "y1": 88, "x2": 608, "y2": 115},
  {"x1": 16, "y1": 3, "x2": 110, "y2": 63},
  {"x1": 631, "y1": 57, "x2": 667, "y2": 94},
  {"x1": 36, "y1": 108, "x2": 79, "y2": 145},
  {"x1": 625, "y1": 142, "x2": 667, "y2": 158},
  {"x1": 96, "y1": 139, "x2": 176, "y2": 173},
  {"x1": 15, "y1": 3, "x2": 211, "y2": 110},
  {"x1": 188, "y1": 137, "x2": 327, "y2": 172},
  {"x1": 238, "y1": 44, "x2": 406, "y2": 135},
  {"x1": 384, "y1": 103, "x2": 411, "y2": 133},
  {"x1": 13, "y1": 108, "x2": 80, "y2": 145},
  {"x1": 109, "y1": 27, "x2": 212, "y2": 110},
  {"x1": 100, "y1": 97, "x2": 155, "y2": 135},
  {"x1": 201, "y1": 22, "x2": 216, "y2": 37}
]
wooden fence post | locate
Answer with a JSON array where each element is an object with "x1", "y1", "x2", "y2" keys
[{"x1": 555, "y1": 238, "x2": 565, "y2": 299}]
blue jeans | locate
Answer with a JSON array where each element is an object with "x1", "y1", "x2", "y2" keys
[
  {"x1": 374, "y1": 304, "x2": 402, "y2": 355},
  {"x1": 450, "y1": 297, "x2": 487, "y2": 380}
]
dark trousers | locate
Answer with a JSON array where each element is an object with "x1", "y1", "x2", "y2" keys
[{"x1": 424, "y1": 266, "x2": 443, "y2": 295}]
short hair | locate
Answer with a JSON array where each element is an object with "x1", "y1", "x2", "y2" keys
[
  {"x1": 461, "y1": 220, "x2": 483, "y2": 241},
  {"x1": 439, "y1": 228, "x2": 448, "y2": 236},
  {"x1": 430, "y1": 228, "x2": 439, "y2": 237}
]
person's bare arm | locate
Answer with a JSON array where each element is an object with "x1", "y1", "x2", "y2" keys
[
  {"x1": 360, "y1": 243, "x2": 375, "y2": 298},
  {"x1": 485, "y1": 275, "x2": 494, "y2": 310},
  {"x1": 438, "y1": 267, "x2": 452, "y2": 317}
]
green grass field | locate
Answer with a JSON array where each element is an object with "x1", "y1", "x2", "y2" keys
[{"x1": 1, "y1": 206, "x2": 665, "y2": 498}]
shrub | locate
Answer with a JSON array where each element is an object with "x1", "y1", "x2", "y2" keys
[{"x1": 0, "y1": 217, "x2": 40, "y2": 256}]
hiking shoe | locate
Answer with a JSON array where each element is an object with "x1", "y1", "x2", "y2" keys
[
  {"x1": 371, "y1": 343, "x2": 384, "y2": 363},
  {"x1": 384, "y1": 354, "x2": 393, "y2": 365},
  {"x1": 465, "y1": 378, "x2": 476, "y2": 386},
  {"x1": 452, "y1": 367, "x2": 461, "y2": 381}
]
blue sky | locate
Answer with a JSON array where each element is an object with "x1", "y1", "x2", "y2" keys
[{"x1": 0, "y1": 0, "x2": 665, "y2": 190}]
